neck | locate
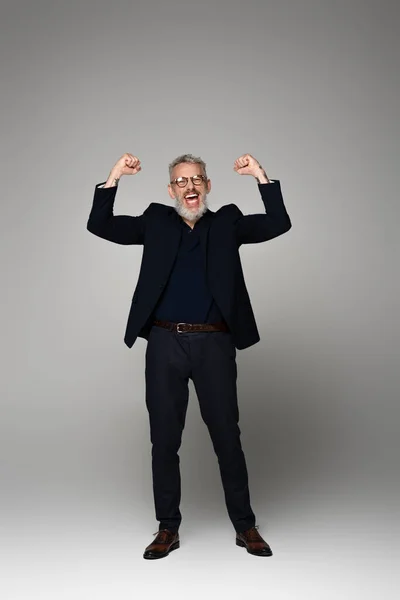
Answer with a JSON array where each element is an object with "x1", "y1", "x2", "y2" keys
[{"x1": 182, "y1": 217, "x2": 196, "y2": 228}]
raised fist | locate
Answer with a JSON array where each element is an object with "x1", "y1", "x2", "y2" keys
[
  {"x1": 233, "y1": 154, "x2": 261, "y2": 177},
  {"x1": 112, "y1": 153, "x2": 142, "y2": 177}
]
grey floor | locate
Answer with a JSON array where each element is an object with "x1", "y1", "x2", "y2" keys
[{"x1": 2, "y1": 476, "x2": 397, "y2": 600}]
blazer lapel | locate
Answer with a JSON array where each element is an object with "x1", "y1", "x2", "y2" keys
[
  {"x1": 161, "y1": 210, "x2": 183, "y2": 274},
  {"x1": 198, "y1": 209, "x2": 214, "y2": 272}
]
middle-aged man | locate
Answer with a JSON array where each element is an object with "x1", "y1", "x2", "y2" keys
[{"x1": 87, "y1": 152, "x2": 292, "y2": 559}]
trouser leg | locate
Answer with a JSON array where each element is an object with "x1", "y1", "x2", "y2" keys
[
  {"x1": 191, "y1": 331, "x2": 256, "y2": 533},
  {"x1": 145, "y1": 326, "x2": 190, "y2": 533}
]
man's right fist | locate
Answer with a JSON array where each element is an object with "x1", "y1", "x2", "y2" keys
[{"x1": 112, "y1": 153, "x2": 142, "y2": 177}]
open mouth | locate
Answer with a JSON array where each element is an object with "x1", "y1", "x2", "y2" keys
[{"x1": 184, "y1": 193, "x2": 200, "y2": 206}]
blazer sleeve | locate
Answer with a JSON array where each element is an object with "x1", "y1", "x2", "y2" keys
[
  {"x1": 234, "y1": 180, "x2": 292, "y2": 245},
  {"x1": 87, "y1": 182, "x2": 147, "y2": 245}
]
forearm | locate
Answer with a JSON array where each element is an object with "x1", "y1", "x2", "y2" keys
[
  {"x1": 235, "y1": 179, "x2": 292, "y2": 244},
  {"x1": 254, "y1": 164, "x2": 270, "y2": 184},
  {"x1": 87, "y1": 183, "x2": 146, "y2": 245},
  {"x1": 103, "y1": 168, "x2": 123, "y2": 188}
]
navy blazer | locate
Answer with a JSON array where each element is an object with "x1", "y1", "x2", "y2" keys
[{"x1": 87, "y1": 180, "x2": 292, "y2": 350}]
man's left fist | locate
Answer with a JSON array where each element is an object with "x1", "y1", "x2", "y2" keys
[{"x1": 233, "y1": 154, "x2": 262, "y2": 177}]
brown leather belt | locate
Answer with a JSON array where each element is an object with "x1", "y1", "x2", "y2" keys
[{"x1": 153, "y1": 319, "x2": 229, "y2": 334}]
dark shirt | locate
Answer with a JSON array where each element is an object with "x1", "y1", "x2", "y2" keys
[{"x1": 153, "y1": 210, "x2": 225, "y2": 323}]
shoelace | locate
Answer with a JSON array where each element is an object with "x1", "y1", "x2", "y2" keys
[
  {"x1": 152, "y1": 527, "x2": 262, "y2": 541},
  {"x1": 152, "y1": 529, "x2": 175, "y2": 541},
  {"x1": 242, "y1": 525, "x2": 262, "y2": 541}
]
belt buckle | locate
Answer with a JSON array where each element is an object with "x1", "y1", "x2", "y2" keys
[{"x1": 176, "y1": 322, "x2": 187, "y2": 334}]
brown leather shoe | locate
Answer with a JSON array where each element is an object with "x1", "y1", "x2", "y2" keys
[
  {"x1": 143, "y1": 529, "x2": 180, "y2": 560},
  {"x1": 236, "y1": 525, "x2": 273, "y2": 556}
]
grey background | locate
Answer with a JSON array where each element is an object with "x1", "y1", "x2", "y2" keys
[{"x1": 1, "y1": 0, "x2": 399, "y2": 598}]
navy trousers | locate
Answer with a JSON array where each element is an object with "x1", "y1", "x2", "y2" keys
[{"x1": 144, "y1": 324, "x2": 256, "y2": 534}]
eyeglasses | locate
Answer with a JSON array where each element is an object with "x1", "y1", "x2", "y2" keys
[{"x1": 170, "y1": 175, "x2": 207, "y2": 187}]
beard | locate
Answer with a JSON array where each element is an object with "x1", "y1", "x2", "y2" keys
[{"x1": 174, "y1": 194, "x2": 209, "y2": 222}]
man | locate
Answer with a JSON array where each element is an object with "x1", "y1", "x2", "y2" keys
[{"x1": 87, "y1": 152, "x2": 292, "y2": 559}]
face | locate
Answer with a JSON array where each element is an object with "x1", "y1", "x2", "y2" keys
[{"x1": 168, "y1": 162, "x2": 211, "y2": 223}]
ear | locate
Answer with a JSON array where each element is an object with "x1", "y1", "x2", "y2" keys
[
  {"x1": 167, "y1": 183, "x2": 176, "y2": 200},
  {"x1": 207, "y1": 178, "x2": 212, "y2": 194}
]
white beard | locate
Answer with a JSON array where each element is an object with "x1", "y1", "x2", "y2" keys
[{"x1": 174, "y1": 194, "x2": 209, "y2": 222}]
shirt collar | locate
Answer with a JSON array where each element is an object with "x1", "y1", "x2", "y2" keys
[{"x1": 179, "y1": 208, "x2": 213, "y2": 231}]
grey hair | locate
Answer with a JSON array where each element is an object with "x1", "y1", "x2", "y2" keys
[{"x1": 168, "y1": 153, "x2": 207, "y2": 180}]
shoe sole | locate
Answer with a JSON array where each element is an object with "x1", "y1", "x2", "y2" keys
[
  {"x1": 236, "y1": 538, "x2": 273, "y2": 556},
  {"x1": 143, "y1": 540, "x2": 180, "y2": 560}
]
